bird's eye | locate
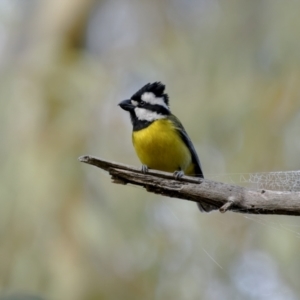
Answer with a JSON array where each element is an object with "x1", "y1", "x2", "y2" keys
[{"x1": 140, "y1": 100, "x2": 145, "y2": 106}]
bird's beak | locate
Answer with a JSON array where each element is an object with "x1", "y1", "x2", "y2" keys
[{"x1": 118, "y1": 99, "x2": 134, "y2": 111}]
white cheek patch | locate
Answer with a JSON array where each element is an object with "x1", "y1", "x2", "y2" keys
[
  {"x1": 135, "y1": 107, "x2": 166, "y2": 122},
  {"x1": 141, "y1": 92, "x2": 169, "y2": 111},
  {"x1": 131, "y1": 100, "x2": 138, "y2": 106}
]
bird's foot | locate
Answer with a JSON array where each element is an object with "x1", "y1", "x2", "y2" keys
[
  {"x1": 173, "y1": 170, "x2": 184, "y2": 179},
  {"x1": 141, "y1": 165, "x2": 149, "y2": 174}
]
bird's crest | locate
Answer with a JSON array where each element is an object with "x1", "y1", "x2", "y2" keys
[{"x1": 131, "y1": 82, "x2": 169, "y2": 106}]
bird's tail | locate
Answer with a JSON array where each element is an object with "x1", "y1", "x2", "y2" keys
[
  {"x1": 197, "y1": 202, "x2": 216, "y2": 213},
  {"x1": 194, "y1": 166, "x2": 216, "y2": 213}
]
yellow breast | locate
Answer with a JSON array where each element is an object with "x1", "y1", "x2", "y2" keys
[{"x1": 132, "y1": 119, "x2": 193, "y2": 173}]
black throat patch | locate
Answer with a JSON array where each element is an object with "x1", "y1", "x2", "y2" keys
[
  {"x1": 130, "y1": 112, "x2": 154, "y2": 131},
  {"x1": 129, "y1": 104, "x2": 170, "y2": 131}
]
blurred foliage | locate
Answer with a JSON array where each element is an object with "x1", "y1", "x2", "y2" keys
[{"x1": 0, "y1": 0, "x2": 300, "y2": 299}]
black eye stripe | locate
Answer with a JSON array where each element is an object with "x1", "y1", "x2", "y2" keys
[{"x1": 139, "y1": 104, "x2": 169, "y2": 115}]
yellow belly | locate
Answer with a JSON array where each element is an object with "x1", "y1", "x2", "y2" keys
[{"x1": 132, "y1": 119, "x2": 194, "y2": 174}]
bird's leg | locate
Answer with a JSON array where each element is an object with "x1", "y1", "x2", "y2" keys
[
  {"x1": 141, "y1": 165, "x2": 149, "y2": 174},
  {"x1": 173, "y1": 169, "x2": 184, "y2": 179}
]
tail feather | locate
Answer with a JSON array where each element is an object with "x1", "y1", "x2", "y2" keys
[
  {"x1": 194, "y1": 164, "x2": 216, "y2": 213},
  {"x1": 197, "y1": 202, "x2": 216, "y2": 213}
]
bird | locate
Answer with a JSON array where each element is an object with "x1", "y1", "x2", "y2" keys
[{"x1": 119, "y1": 82, "x2": 215, "y2": 212}]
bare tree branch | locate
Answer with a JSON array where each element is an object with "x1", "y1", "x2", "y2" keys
[{"x1": 79, "y1": 155, "x2": 300, "y2": 216}]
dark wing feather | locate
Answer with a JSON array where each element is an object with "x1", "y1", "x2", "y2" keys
[
  {"x1": 169, "y1": 114, "x2": 216, "y2": 212},
  {"x1": 169, "y1": 115, "x2": 203, "y2": 178}
]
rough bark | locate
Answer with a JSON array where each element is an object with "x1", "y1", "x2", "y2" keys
[{"x1": 79, "y1": 155, "x2": 300, "y2": 216}]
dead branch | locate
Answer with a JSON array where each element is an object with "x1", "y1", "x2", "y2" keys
[{"x1": 78, "y1": 155, "x2": 300, "y2": 216}]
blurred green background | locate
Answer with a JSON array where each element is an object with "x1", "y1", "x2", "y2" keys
[{"x1": 1, "y1": 0, "x2": 300, "y2": 299}]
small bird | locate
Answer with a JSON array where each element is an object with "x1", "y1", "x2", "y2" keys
[{"x1": 119, "y1": 82, "x2": 214, "y2": 212}]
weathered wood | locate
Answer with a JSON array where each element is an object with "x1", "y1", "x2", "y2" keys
[{"x1": 79, "y1": 155, "x2": 300, "y2": 216}]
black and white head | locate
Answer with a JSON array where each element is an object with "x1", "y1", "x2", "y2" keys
[{"x1": 119, "y1": 82, "x2": 170, "y2": 126}]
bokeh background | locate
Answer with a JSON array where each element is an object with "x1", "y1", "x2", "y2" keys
[{"x1": 1, "y1": 0, "x2": 300, "y2": 299}]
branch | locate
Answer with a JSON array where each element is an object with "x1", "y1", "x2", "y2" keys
[{"x1": 78, "y1": 155, "x2": 300, "y2": 216}]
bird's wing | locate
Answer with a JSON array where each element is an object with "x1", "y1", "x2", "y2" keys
[
  {"x1": 169, "y1": 115, "x2": 216, "y2": 212},
  {"x1": 169, "y1": 114, "x2": 203, "y2": 178}
]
